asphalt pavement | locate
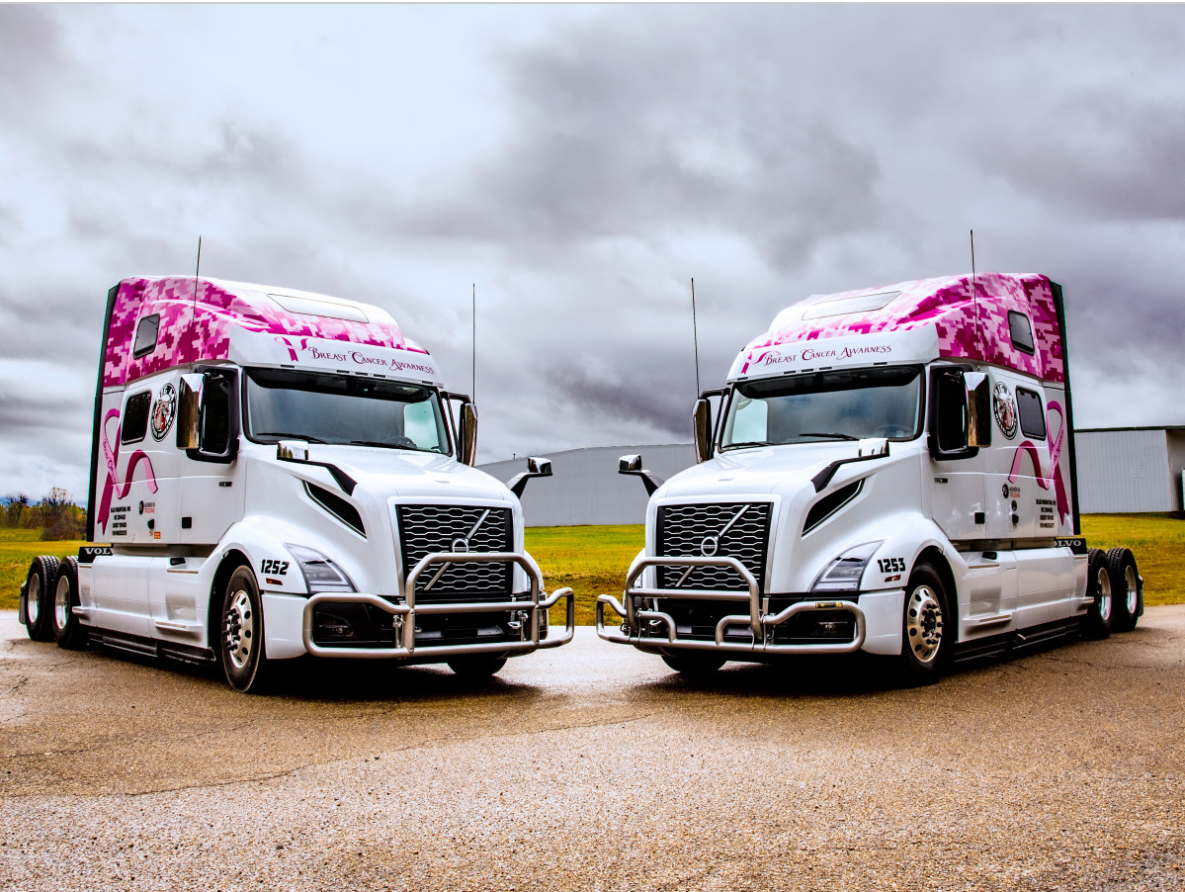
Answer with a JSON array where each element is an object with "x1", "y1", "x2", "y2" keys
[{"x1": 2, "y1": 607, "x2": 1184, "y2": 891}]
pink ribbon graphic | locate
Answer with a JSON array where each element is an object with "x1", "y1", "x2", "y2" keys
[
  {"x1": 276, "y1": 336, "x2": 310, "y2": 361},
  {"x1": 96, "y1": 409, "x2": 159, "y2": 535},
  {"x1": 1007, "y1": 400, "x2": 1069, "y2": 523}
]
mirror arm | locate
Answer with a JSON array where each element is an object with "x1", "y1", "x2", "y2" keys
[{"x1": 619, "y1": 468, "x2": 664, "y2": 496}]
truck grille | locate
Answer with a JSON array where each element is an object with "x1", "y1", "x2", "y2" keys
[
  {"x1": 657, "y1": 502, "x2": 772, "y2": 592},
  {"x1": 396, "y1": 505, "x2": 513, "y2": 601}
]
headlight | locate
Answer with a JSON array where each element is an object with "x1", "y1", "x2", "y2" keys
[
  {"x1": 811, "y1": 541, "x2": 882, "y2": 594},
  {"x1": 287, "y1": 544, "x2": 356, "y2": 594}
]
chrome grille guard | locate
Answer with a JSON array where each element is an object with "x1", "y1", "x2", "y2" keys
[
  {"x1": 301, "y1": 551, "x2": 574, "y2": 659},
  {"x1": 596, "y1": 554, "x2": 866, "y2": 655}
]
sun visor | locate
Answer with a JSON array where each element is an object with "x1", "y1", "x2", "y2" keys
[{"x1": 729, "y1": 324, "x2": 939, "y2": 382}]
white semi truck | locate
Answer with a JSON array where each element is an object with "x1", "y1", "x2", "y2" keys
[
  {"x1": 19, "y1": 276, "x2": 573, "y2": 691},
  {"x1": 600, "y1": 273, "x2": 1142, "y2": 682}
]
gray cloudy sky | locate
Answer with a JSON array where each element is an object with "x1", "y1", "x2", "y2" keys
[{"x1": 2, "y1": 4, "x2": 1184, "y2": 504}]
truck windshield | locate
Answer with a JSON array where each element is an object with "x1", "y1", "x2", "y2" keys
[
  {"x1": 245, "y1": 369, "x2": 451, "y2": 454},
  {"x1": 721, "y1": 366, "x2": 923, "y2": 450}
]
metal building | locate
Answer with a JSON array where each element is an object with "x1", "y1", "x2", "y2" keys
[
  {"x1": 480, "y1": 428, "x2": 1185, "y2": 526},
  {"x1": 480, "y1": 444, "x2": 695, "y2": 527},
  {"x1": 1075, "y1": 426, "x2": 1185, "y2": 513}
]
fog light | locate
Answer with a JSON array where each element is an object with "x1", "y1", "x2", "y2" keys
[{"x1": 316, "y1": 612, "x2": 355, "y2": 639}]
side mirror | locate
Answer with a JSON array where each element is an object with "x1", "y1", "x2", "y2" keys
[
  {"x1": 964, "y1": 372, "x2": 992, "y2": 448},
  {"x1": 618, "y1": 453, "x2": 664, "y2": 496},
  {"x1": 176, "y1": 374, "x2": 204, "y2": 450},
  {"x1": 507, "y1": 456, "x2": 553, "y2": 498},
  {"x1": 459, "y1": 402, "x2": 478, "y2": 466},
  {"x1": 693, "y1": 399, "x2": 713, "y2": 463},
  {"x1": 181, "y1": 370, "x2": 238, "y2": 463},
  {"x1": 928, "y1": 367, "x2": 978, "y2": 461}
]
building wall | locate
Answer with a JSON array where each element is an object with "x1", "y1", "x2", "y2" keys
[
  {"x1": 480, "y1": 444, "x2": 696, "y2": 527},
  {"x1": 1166, "y1": 430, "x2": 1185, "y2": 512},
  {"x1": 1075, "y1": 429, "x2": 1173, "y2": 513}
]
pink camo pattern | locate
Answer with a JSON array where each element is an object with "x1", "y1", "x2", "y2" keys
[
  {"x1": 103, "y1": 277, "x2": 429, "y2": 388},
  {"x1": 744, "y1": 273, "x2": 1064, "y2": 382}
]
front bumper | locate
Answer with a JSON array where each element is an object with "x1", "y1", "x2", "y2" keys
[
  {"x1": 596, "y1": 555, "x2": 867, "y2": 656},
  {"x1": 300, "y1": 551, "x2": 574, "y2": 659}
]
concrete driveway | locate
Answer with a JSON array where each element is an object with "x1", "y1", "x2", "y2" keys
[{"x1": 2, "y1": 607, "x2": 1183, "y2": 891}]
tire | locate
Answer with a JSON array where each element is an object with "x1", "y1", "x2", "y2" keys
[
  {"x1": 23, "y1": 556, "x2": 59, "y2": 642},
  {"x1": 1106, "y1": 547, "x2": 1141, "y2": 633},
  {"x1": 899, "y1": 561, "x2": 952, "y2": 685},
  {"x1": 219, "y1": 565, "x2": 272, "y2": 693},
  {"x1": 1083, "y1": 548, "x2": 1114, "y2": 640},
  {"x1": 447, "y1": 656, "x2": 508, "y2": 678},
  {"x1": 52, "y1": 557, "x2": 89, "y2": 650},
  {"x1": 660, "y1": 652, "x2": 726, "y2": 677}
]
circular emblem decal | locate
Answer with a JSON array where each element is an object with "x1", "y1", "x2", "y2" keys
[
  {"x1": 450, "y1": 537, "x2": 470, "y2": 553},
  {"x1": 993, "y1": 382, "x2": 1018, "y2": 440},
  {"x1": 150, "y1": 383, "x2": 177, "y2": 441},
  {"x1": 700, "y1": 536, "x2": 719, "y2": 557}
]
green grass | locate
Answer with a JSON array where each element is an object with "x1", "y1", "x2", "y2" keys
[
  {"x1": 4, "y1": 516, "x2": 1179, "y2": 619},
  {"x1": 1079, "y1": 514, "x2": 1185, "y2": 607},
  {"x1": 525, "y1": 524, "x2": 645, "y2": 626},
  {"x1": 0, "y1": 529, "x2": 88, "y2": 610}
]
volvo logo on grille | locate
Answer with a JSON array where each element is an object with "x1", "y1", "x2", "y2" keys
[
  {"x1": 700, "y1": 536, "x2": 719, "y2": 556},
  {"x1": 450, "y1": 537, "x2": 470, "y2": 553}
]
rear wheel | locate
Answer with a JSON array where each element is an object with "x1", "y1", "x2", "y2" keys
[
  {"x1": 899, "y1": 561, "x2": 952, "y2": 685},
  {"x1": 661, "y1": 652, "x2": 726, "y2": 677},
  {"x1": 447, "y1": 656, "x2": 507, "y2": 678},
  {"x1": 52, "y1": 557, "x2": 89, "y2": 650},
  {"x1": 219, "y1": 565, "x2": 272, "y2": 693},
  {"x1": 23, "y1": 556, "x2": 59, "y2": 642},
  {"x1": 1083, "y1": 548, "x2": 1114, "y2": 639},
  {"x1": 1107, "y1": 548, "x2": 1141, "y2": 633}
]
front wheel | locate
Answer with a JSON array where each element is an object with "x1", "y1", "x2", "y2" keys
[
  {"x1": 661, "y1": 652, "x2": 726, "y2": 677},
  {"x1": 219, "y1": 566, "x2": 272, "y2": 693},
  {"x1": 898, "y1": 562, "x2": 952, "y2": 685}
]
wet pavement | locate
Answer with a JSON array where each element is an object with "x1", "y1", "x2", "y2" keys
[{"x1": 2, "y1": 607, "x2": 1184, "y2": 891}]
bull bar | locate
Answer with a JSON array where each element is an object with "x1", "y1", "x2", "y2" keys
[
  {"x1": 301, "y1": 551, "x2": 574, "y2": 659},
  {"x1": 596, "y1": 554, "x2": 866, "y2": 655}
]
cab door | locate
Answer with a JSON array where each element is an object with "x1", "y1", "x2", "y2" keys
[
  {"x1": 927, "y1": 366, "x2": 988, "y2": 542},
  {"x1": 177, "y1": 369, "x2": 245, "y2": 545}
]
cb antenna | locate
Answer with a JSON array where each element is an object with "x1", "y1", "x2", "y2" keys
[
  {"x1": 188, "y1": 235, "x2": 202, "y2": 349},
  {"x1": 970, "y1": 228, "x2": 980, "y2": 348},
  {"x1": 690, "y1": 277, "x2": 701, "y2": 396},
  {"x1": 472, "y1": 282, "x2": 476, "y2": 401}
]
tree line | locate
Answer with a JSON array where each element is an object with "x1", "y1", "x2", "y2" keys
[{"x1": 1, "y1": 489, "x2": 87, "y2": 541}]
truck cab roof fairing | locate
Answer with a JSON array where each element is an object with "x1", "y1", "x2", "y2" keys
[
  {"x1": 732, "y1": 273, "x2": 1064, "y2": 384},
  {"x1": 102, "y1": 276, "x2": 435, "y2": 388}
]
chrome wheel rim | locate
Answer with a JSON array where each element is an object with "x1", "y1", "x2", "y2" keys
[
  {"x1": 54, "y1": 575, "x2": 70, "y2": 630},
  {"x1": 1124, "y1": 565, "x2": 1138, "y2": 615},
  {"x1": 27, "y1": 574, "x2": 41, "y2": 625},
  {"x1": 906, "y1": 585, "x2": 943, "y2": 664},
  {"x1": 1094, "y1": 567, "x2": 1112, "y2": 620},
  {"x1": 223, "y1": 589, "x2": 255, "y2": 670}
]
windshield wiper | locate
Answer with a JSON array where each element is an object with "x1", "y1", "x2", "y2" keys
[
  {"x1": 722, "y1": 440, "x2": 775, "y2": 450},
  {"x1": 348, "y1": 439, "x2": 422, "y2": 451},
  {"x1": 799, "y1": 432, "x2": 859, "y2": 441},
  {"x1": 255, "y1": 432, "x2": 327, "y2": 443}
]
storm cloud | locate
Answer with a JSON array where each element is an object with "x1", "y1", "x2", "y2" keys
[{"x1": 2, "y1": 5, "x2": 1184, "y2": 503}]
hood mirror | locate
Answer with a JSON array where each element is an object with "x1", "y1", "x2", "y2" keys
[
  {"x1": 277, "y1": 440, "x2": 310, "y2": 461},
  {"x1": 508, "y1": 455, "x2": 554, "y2": 498}
]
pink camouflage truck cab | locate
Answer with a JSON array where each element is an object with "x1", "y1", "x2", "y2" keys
[
  {"x1": 19, "y1": 276, "x2": 573, "y2": 691},
  {"x1": 602, "y1": 273, "x2": 1143, "y2": 682}
]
